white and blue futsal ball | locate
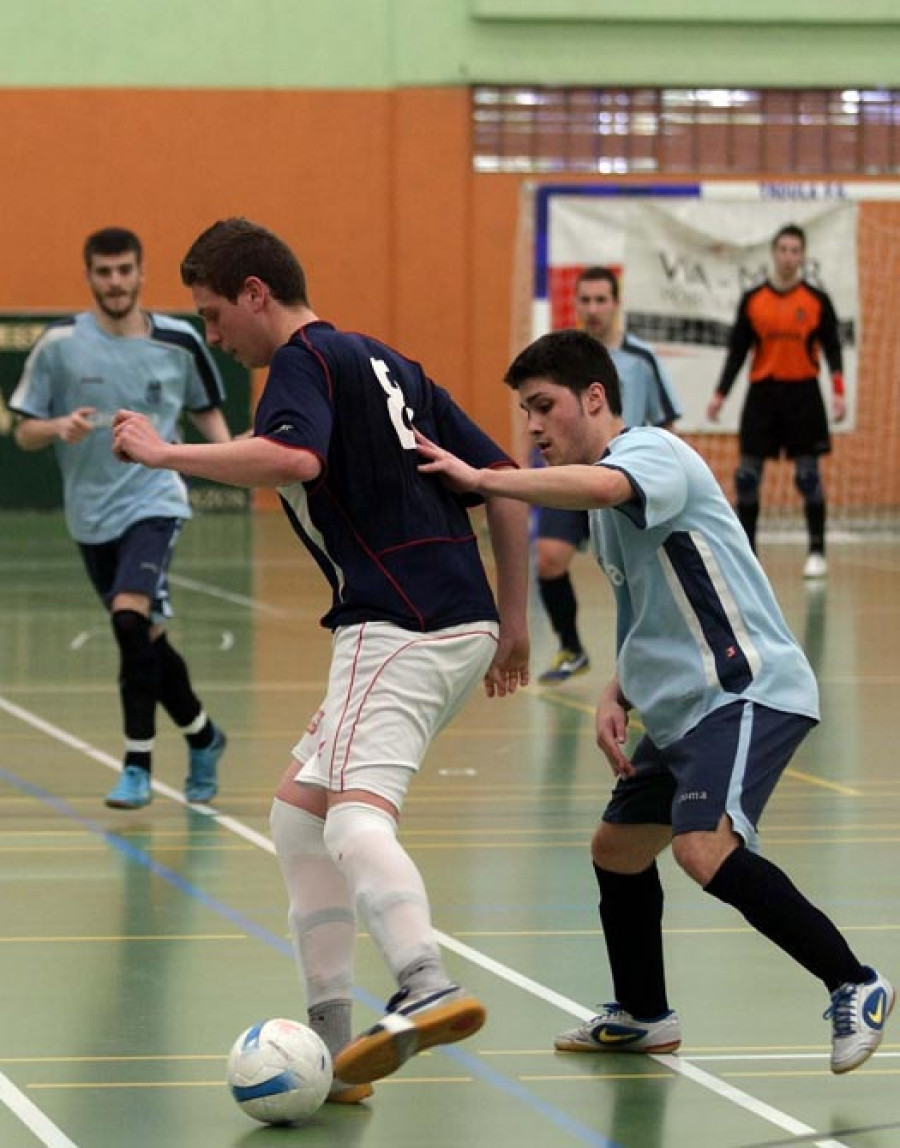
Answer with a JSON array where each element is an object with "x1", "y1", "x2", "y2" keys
[{"x1": 227, "y1": 1018, "x2": 333, "y2": 1124}]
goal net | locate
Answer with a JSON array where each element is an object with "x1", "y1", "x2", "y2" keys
[{"x1": 514, "y1": 181, "x2": 900, "y2": 533}]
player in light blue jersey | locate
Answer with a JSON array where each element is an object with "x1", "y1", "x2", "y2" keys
[
  {"x1": 417, "y1": 328, "x2": 893, "y2": 1076},
  {"x1": 536, "y1": 266, "x2": 682, "y2": 684},
  {"x1": 11, "y1": 227, "x2": 231, "y2": 810}
]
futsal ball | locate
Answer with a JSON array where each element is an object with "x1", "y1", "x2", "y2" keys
[{"x1": 227, "y1": 1018, "x2": 333, "y2": 1124}]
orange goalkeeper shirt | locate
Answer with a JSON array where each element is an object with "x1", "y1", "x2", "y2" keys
[{"x1": 716, "y1": 279, "x2": 843, "y2": 395}]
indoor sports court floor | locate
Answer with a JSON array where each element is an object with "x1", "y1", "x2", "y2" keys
[{"x1": 1, "y1": 509, "x2": 899, "y2": 1148}]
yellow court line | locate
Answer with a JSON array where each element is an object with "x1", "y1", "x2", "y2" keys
[
  {"x1": 783, "y1": 767, "x2": 860, "y2": 796},
  {"x1": 722, "y1": 1068, "x2": 900, "y2": 1078},
  {"x1": 452, "y1": 922, "x2": 899, "y2": 938},
  {"x1": 522, "y1": 1072, "x2": 673, "y2": 1082},
  {"x1": 0, "y1": 934, "x2": 248, "y2": 944},
  {"x1": 27, "y1": 1076, "x2": 474, "y2": 1090}
]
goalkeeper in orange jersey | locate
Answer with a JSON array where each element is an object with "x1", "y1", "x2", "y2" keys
[{"x1": 707, "y1": 223, "x2": 846, "y2": 580}]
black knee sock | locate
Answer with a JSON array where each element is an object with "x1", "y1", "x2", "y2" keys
[
  {"x1": 736, "y1": 503, "x2": 759, "y2": 553},
  {"x1": 595, "y1": 863, "x2": 670, "y2": 1018},
  {"x1": 112, "y1": 609, "x2": 158, "y2": 770},
  {"x1": 804, "y1": 501, "x2": 826, "y2": 554},
  {"x1": 538, "y1": 573, "x2": 583, "y2": 654},
  {"x1": 704, "y1": 847, "x2": 867, "y2": 993},
  {"x1": 153, "y1": 633, "x2": 213, "y2": 748}
]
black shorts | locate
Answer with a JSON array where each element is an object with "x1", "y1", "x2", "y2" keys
[
  {"x1": 78, "y1": 517, "x2": 183, "y2": 620},
  {"x1": 602, "y1": 700, "x2": 817, "y2": 850},
  {"x1": 535, "y1": 506, "x2": 590, "y2": 548},
  {"x1": 740, "y1": 378, "x2": 831, "y2": 459}
]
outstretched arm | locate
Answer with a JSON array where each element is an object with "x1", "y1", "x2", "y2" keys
[
  {"x1": 113, "y1": 409, "x2": 320, "y2": 487},
  {"x1": 482, "y1": 491, "x2": 530, "y2": 698},
  {"x1": 415, "y1": 428, "x2": 633, "y2": 510}
]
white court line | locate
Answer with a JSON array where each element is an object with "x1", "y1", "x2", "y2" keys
[
  {"x1": 0, "y1": 693, "x2": 852, "y2": 1148},
  {"x1": 167, "y1": 573, "x2": 290, "y2": 617},
  {"x1": 0, "y1": 1070, "x2": 79, "y2": 1148}
]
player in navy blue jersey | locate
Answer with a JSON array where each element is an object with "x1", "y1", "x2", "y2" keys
[
  {"x1": 417, "y1": 328, "x2": 892, "y2": 1077},
  {"x1": 535, "y1": 266, "x2": 682, "y2": 684},
  {"x1": 11, "y1": 227, "x2": 230, "y2": 810},
  {"x1": 112, "y1": 217, "x2": 531, "y2": 1102}
]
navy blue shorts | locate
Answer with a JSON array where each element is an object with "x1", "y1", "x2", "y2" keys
[
  {"x1": 535, "y1": 506, "x2": 590, "y2": 548},
  {"x1": 78, "y1": 517, "x2": 183, "y2": 621},
  {"x1": 602, "y1": 700, "x2": 817, "y2": 849}
]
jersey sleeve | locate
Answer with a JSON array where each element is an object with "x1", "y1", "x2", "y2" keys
[
  {"x1": 255, "y1": 343, "x2": 334, "y2": 456},
  {"x1": 816, "y1": 288, "x2": 844, "y2": 376},
  {"x1": 9, "y1": 333, "x2": 58, "y2": 419},
  {"x1": 716, "y1": 292, "x2": 755, "y2": 397},
  {"x1": 644, "y1": 349, "x2": 683, "y2": 426},
  {"x1": 600, "y1": 431, "x2": 688, "y2": 530},
  {"x1": 181, "y1": 327, "x2": 226, "y2": 411}
]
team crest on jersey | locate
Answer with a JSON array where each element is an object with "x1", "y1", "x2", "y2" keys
[
  {"x1": 602, "y1": 561, "x2": 626, "y2": 587},
  {"x1": 145, "y1": 380, "x2": 162, "y2": 405}
]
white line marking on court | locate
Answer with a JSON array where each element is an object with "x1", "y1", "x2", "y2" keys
[
  {"x1": 167, "y1": 574, "x2": 289, "y2": 616},
  {"x1": 69, "y1": 631, "x2": 94, "y2": 651},
  {"x1": 0, "y1": 1070, "x2": 79, "y2": 1148},
  {"x1": 0, "y1": 692, "x2": 854, "y2": 1148},
  {"x1": 219, "y1": 631, "x2": 234, "y2": 652}
]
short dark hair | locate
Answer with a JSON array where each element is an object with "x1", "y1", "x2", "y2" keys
[
  {"x1": 180, "y1": 217, "x2": 309, "y2": 305},
  {"x1": 83, "y1": 227, "x2": 143, "y2": 268},
  {"x1": 773, "y1": 224, "x2": 806, "y2": 249},
  {"x1": 576, "y1": 265, "x2": 620, "y2": 301},
  {"x1": 504, "y1": 329, "x2": 622, "y2": 415}
]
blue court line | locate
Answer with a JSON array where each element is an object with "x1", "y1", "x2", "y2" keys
[{"x1": 0, "y1": 765, "x2": 623, "y2": 1148}]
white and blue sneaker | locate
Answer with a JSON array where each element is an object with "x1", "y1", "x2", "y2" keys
[
  {"x1": 826, "y1": 968, "x2": 894, "y2": 1074},
  {"x1": 105, "y1": 765, "x2": 152, "y2": 810},
  {"x1": 333, "y1": 985, "x2": 486, "y2": 1085},
  {"x1": 538, "y1": 649, "x2": 590, "y2": 685},
  {"x1": 185, "y1": 724, "x2": 227, "y2": 803},
  {"x1": 555, "y1": 1003, "x2": 682, "y2": 1054}
]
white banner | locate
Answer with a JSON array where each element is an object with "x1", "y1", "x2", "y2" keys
[{"x1": 540, "y1": 193, "x2": 859, "y2": 434}]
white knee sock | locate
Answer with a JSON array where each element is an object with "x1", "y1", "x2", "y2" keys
[
  {"x1": 323, "y1": 802, "x2": 447, "y2": 987},
  {"x1": 269, "y1": 798, "x2": 357, "y2": 1013}
]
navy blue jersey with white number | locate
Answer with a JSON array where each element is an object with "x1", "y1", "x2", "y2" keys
[{"x1": 255, "y1": 321, "x2": 511, "y2": 632}]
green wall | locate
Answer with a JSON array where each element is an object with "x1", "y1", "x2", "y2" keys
[{"x1": 1, "y1": 0, "x2": 898, "y2": 88}]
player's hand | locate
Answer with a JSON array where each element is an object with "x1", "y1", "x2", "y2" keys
[
  {"x1": 832, "y1": 394, "x2": 847, "y2": 423},
  {"x1": 414, "y1": 428, "x2": 481, "y2": 495},
  {"x1": 706, "y1": 394, "x2": 725, "y2": 423},
  {"x1": 112, "y1": 409, "x2": 168, "y2": 467},
  {"x1": 58, "y1": 407, "x2": 98, "y2": 444},
  {"x1": 595, "y1": 684, "x2": 635, "y2": 779},
  {"x1": 483, "y1": 626, "x2": 530, "y2": 698}
]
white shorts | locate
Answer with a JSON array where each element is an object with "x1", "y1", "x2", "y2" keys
[{"x1": 291, "y1": 619, "x2": 499, "y2": 808}]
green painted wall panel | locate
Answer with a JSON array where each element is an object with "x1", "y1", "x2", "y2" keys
[
  {"x1": 471, "y1": 0, "x2": 900, "y2": 23},
  {"x1": 0, "y1": 0, "x2": 898, "y2": 88}
]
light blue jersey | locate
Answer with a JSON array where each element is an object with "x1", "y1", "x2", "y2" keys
[
  {"x1": 591, "y1": 427, "x2": 819, "y2": 747},
  {"x1": 613, "y1": 334, "x2": 682, "y2": 429},
  {"x1": 11, "y1": 312, "x2": 225, "y2": 543}
]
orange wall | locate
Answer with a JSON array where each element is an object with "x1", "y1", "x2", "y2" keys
[{"x1": 1, "y1": 87, "x2": 521, "y2": 452}]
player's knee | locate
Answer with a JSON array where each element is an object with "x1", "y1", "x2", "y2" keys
[
  {"x1": 734, "y1": 464, "x2": 761, "y2": 506},
  {"x1": 111, "y1": 609, "x2": 156, "y2": 689},
  {"x1": 794, "y1": 461, "x2": 823, "y2": 503},
  {"x1": 535, "y1": 542, "x2": 572, "y2": 581},
  {"x1": 270, "y1": 796, "x2": 328, "y2": 860},
  {"x1": 322, "y1": 801, "x2": 396, "y2": 867},
  {"x1": 672, "y1": 832, "x2": 723, "y2": 887}
]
